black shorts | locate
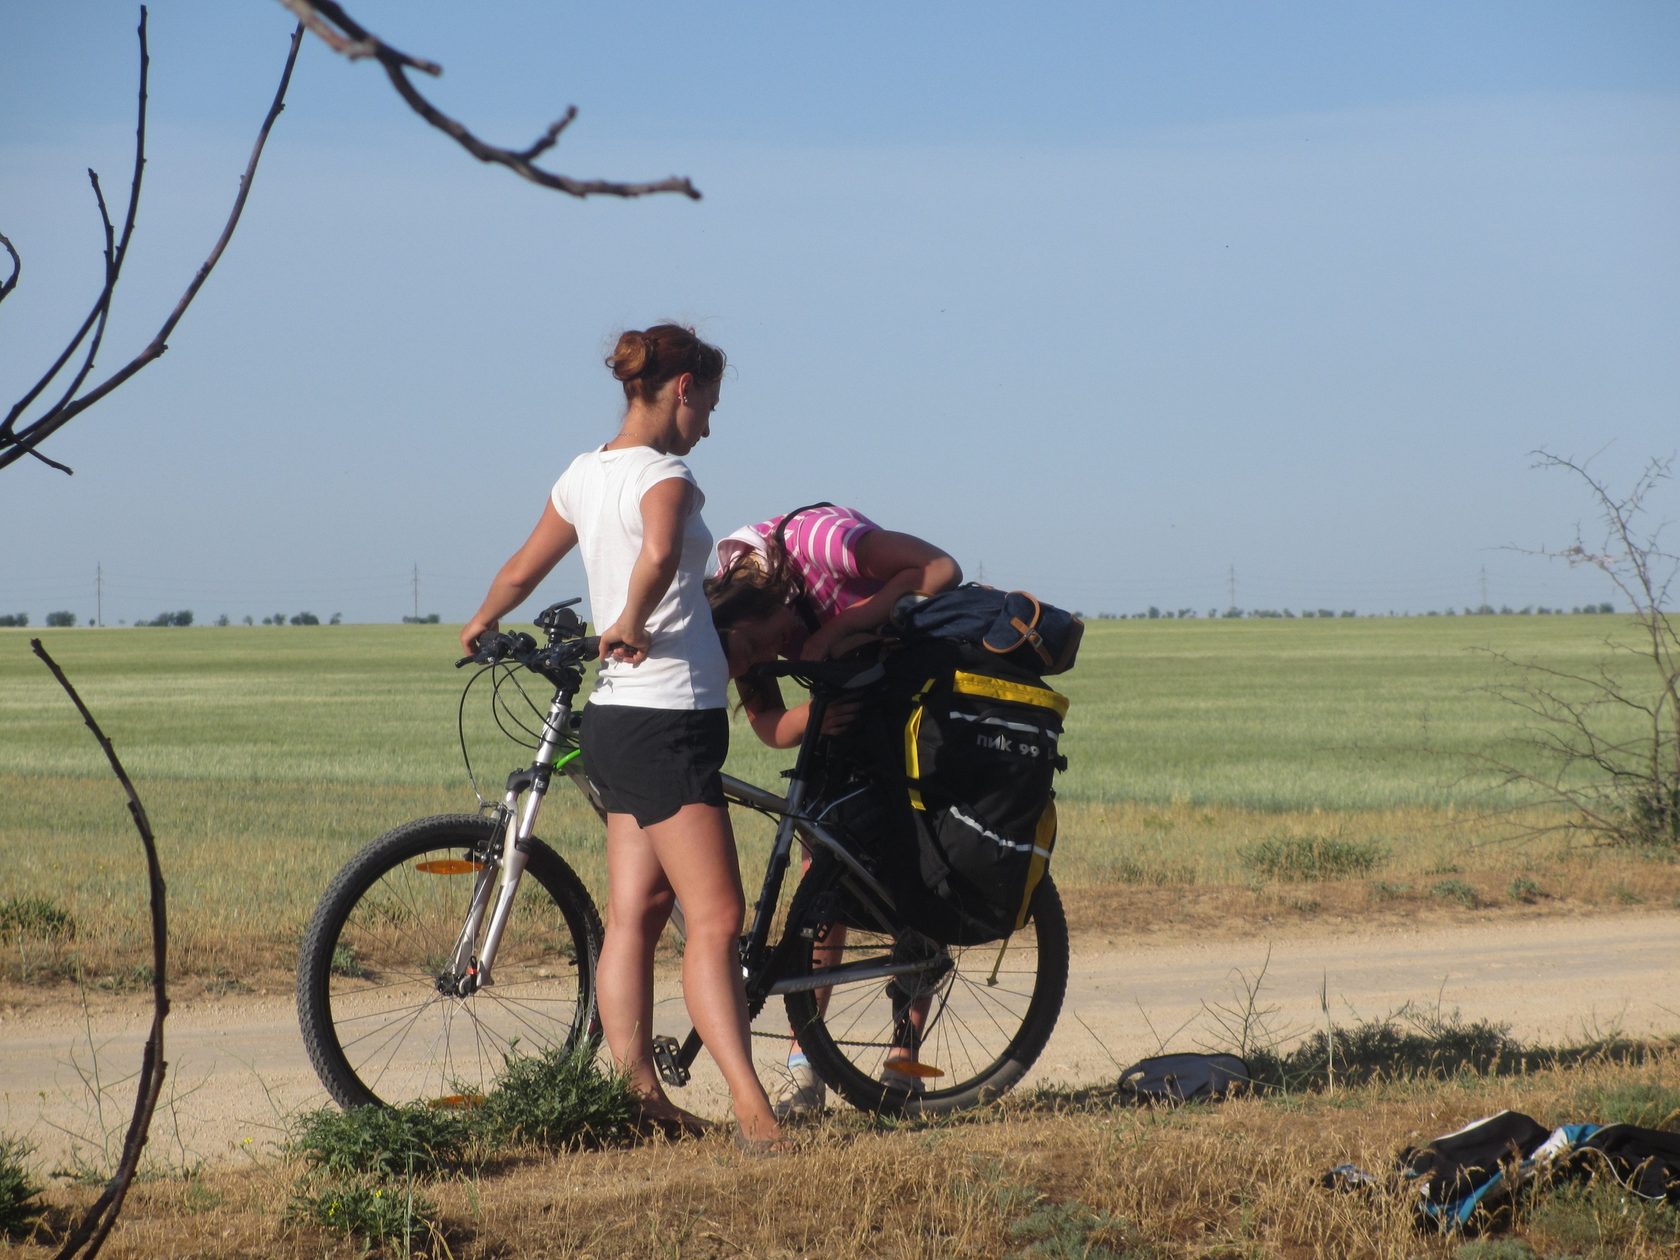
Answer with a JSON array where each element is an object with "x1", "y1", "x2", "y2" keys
[{"x1": 579, "y1": 704, "x2": 728, "y2": 829}]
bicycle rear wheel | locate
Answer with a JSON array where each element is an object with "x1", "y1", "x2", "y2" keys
[
  {"x1": 784, "y1": 871, "x2": 1068, "y2": 1116},
  {"x1": 297, "y1": 813, "x2": 602, "y2": 1110}
]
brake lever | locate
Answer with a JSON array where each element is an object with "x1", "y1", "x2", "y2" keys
[{"x1": 455, "y1": 630, "x2": 537, "y2": 669}]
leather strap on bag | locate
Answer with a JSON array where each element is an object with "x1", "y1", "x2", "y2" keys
[{"x1": 985, "y1": 592, "x2": 1055, "y2": 670}]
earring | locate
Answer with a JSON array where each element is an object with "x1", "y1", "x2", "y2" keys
[{"x1": 679, "y1": 395, "x2": 690, "y2": 405}]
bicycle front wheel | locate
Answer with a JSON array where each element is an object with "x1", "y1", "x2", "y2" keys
[
  {"x1": 297, "y1": 813, "x2": 602, "y2": 1110},
  {"x1": 784, "y1": 873, "x2": 1068, "y2": 1116}
]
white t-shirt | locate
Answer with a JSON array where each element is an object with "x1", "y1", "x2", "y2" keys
[{"x1": 551, "y1": 445, "x2": 728, "y2": 710}]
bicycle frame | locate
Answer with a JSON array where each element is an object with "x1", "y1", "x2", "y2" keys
[
  {"x1": 456, "y1": 655, "x2": 938, "y2": 1086},
  {"x1": 303, "y1": 609, "x2": 1066, "y2": 1117}
]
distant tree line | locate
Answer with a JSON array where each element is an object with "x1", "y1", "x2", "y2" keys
[{"x1": 1086, "y1": 603, "x2": 1619, "y2": 621}]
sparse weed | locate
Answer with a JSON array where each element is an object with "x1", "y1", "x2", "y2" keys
[
  {"x1": 288, "y1": 1104, "x2": 474, "y2": 1179},
  {"x1": 328, "y1": 942, "x2": 368, "y2": 979},
  {"x1": 203, "y1": 967, "x2": 253, "y2": 996},
  {"x1": 0, "y1": 896, "x2": 80, "y2": 984},
  {"x1": 0, "y1": 895, "x2": 76, "y2": 940},
  {"x1": 1238, "y1": 833, "x2": 1386, "y2": 882},
  {"x1": 1093, "y1": 854, "x2": 1171, "y2": 887},
  {"x1": 287, "y1": 1172, "x2": 438, "y2": 1251},
  {"x1": 1431, "y1": 878, "x2": 1481, "y2": 907},
  {"x1": 0, "y1": 1136, "x2": 43, "y2": 1240},
  {"x1": 1508, "y1": 876, "x2": 1545, "y2": 904},
  {"x1": 471, "y1": 1043, "x2": 638, "y2": 1150},
  {"x1": 1369, "y1": 880, "x2": 1413, "y2": 901},
  {"x1": 1005, "y1": 1194, "x2": 1141, "y2": 1259},
  {"x1": 1245, "y1": 1006, "x2": 1524, "y2": 1093},
  {"x1": 93, "y1": 963, "x2": 154, "y2": 992}
]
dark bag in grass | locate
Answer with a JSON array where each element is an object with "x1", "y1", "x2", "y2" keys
[
  {"x1": 1117, "y1": 1053, "x2": 1252, "y2": 1103},
  {"x1": 1327, "y1": 1112, "x2": 1677, "y2": 1233},
  {"x1": 1397, "y1": 1110, "x2": 1602, "y2": 1232},
  {"x1": 891, "y1": 584, "x2": 1084, "y2": 677},
  {"x1": 885, "y1": 640, "x2": 1069, "y2": 945},
  {"x1": 1567, "y1": 1124, "x2": 1680, "y2": 1203}
]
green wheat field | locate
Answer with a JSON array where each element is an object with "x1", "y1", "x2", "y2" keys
[{"x1": 2, "y1": 614, "x2": 1673, "y2": 984}]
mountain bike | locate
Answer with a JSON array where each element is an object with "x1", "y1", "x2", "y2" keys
[{"x1": 296, "y1": 599, "x2": 1068, "y2": 1117}]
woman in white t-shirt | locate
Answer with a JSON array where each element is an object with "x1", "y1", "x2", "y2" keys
[{"x1": 462, "y1": 324, "x2": 782, "y2": 1150}]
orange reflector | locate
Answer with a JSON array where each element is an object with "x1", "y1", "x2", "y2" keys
[
  {"x1": 415, "y1": 860, "x2": 482, "y2": 875},
  {"x1": 887, "y1": 1060, "x2": 944, "y2": 1079},
  {"x1": 427, "y1": 1094, "x2": 485, "y2": 1110}
]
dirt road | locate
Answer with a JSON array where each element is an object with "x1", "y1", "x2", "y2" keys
[{"x1": 3, "y1": 909, "x2": 1674, "y2": 1171}]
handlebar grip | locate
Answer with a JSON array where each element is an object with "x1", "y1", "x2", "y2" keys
[{"x1": 455, "y1": 630, "x2": 536, "y2": 668}]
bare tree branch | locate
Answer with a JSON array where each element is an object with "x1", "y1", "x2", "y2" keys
[
  {"x1": 32, "y1": 641, "x2": 169, "y2": 1260},
  {"x1": 1475, "y1": 451, "x2": 1680, "y2": 849},
  {"x1": 2, "y1": 15, "x2": 145, "y2": 469},
  {"x1": 0, "y1": 10, "x2": 303, "y2": 476},
  {"x1": 282, "y1": 0, "x2": 702, "y2": 201},
  {"x1": 0, "y1": 232, "x2": 19, "y2": 307}
]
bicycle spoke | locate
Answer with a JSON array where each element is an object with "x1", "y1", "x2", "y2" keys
[
  {"x1": 301, "y1": 820, "x2": 600, "y2": 1109},
  {"x1": 784, "y1": 877, "x2": 1067, "y2": 1114}
]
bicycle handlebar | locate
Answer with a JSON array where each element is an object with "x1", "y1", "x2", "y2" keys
[{"x1": 456, "y1": 628, "x2": 600, "y2": 674}]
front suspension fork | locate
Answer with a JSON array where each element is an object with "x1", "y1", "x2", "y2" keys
[{"x1": 444, "y1": 779, "x2": 543, "y2": 994}]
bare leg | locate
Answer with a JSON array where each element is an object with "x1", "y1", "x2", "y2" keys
[
  {"x1": 597, "y1": 812, "x2": 704, "y2": 1130},
  {"x1": 789, "y1": 848, "x2": 842, "y2": 1057},
  {"x1": 642, "y1": 802, "x2": 782, "y2": 1143}
]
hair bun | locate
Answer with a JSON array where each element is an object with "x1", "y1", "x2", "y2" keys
[
  {"x1": 606, "y1": 323, "x2": 725, "y2": 402},
  {"x1": 607, "y1": 331, "x2": 651, "y2": 383}
]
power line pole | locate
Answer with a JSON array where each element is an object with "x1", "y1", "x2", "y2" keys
[
  {"x1": 96, "y1": 562, "x2": 102, "y2": 627},
  {"x1": 413, "y1": 564, "x2": 420, "y2": 622},
  {"x1": 1228, "y1": 564, "x2": 1237, "y2": 611},
  {"x1": 1480, "y1": 566, "x2": 1489, "y2": 612}
]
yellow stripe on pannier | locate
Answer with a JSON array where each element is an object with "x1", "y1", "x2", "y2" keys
[
  {"x1": 903, "y1": 677, "x2": 937, "y2": 810},
  {"x1": 952, "y1": 670, "x2": 1070, "y2": 717},
  {"x1": 1012, "y1": 800, "x2": 1058, "y2": 931}
]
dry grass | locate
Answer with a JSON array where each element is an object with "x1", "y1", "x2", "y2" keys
[
  {"x1": 8, "y1": 1048, "x2": 1678, "y2": 1258},
  {"x1": 7, "y1": 617, "x2": 1680, "y2": 986},
  {"x1": 1053, "y1": 800, "x2": 1680, "y2": 934},
  {"x1": 5, "y1": 783, "x2": 1677, "y2": 992}
]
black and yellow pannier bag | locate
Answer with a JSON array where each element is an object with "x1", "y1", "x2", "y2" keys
[{"x1": 896, "y1": 647, "x2": 1069, "y2": 945}]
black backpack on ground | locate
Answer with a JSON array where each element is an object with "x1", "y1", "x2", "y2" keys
[{"x1": 1117, "y1": 1053, "x2": 1252, "y2": 1104}]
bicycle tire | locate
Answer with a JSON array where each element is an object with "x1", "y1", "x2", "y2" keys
[
  {"x1": 783, "y1": 869, "x2": 1068, "y2": 1116},
  {"x1": 297, "y1": 813, "x2": 602, "y2": 1110}
]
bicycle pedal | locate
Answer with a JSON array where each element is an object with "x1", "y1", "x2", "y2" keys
[
  {"x1": 800, "y1": 891, "x2": 840, "y2": 940},
  {"x1": 651, "y1": 1036, "x2": 690, "y2": 1088}
]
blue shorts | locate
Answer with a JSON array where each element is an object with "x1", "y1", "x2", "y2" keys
[{"x1": 579, "y1": 704, "x2": 728, "y2": 828}]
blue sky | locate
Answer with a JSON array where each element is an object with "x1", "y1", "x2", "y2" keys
[{"x1": 3, "y1": 1, "x2": 1677, "y2": 625}]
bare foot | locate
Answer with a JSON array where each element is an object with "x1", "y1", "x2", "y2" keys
[{"x1": 632, "y1": 1098, "x2": 711, "y2": 1140}]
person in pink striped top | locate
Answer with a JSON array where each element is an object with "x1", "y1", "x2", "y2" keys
[
  {"x1": 708, "y1": 503, "x2": 961, "y2": 747},
  {"x1": 706, "y1": 504, "x2": 961, "y2": 1119}
]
